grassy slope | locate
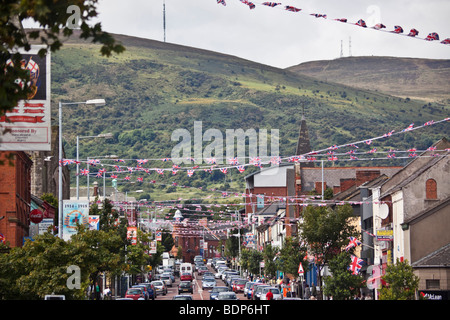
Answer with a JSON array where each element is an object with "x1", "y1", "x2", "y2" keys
[
  {"x1": 287, "y1": 56, "x2": 450, "y2": 102},
  {"x1": 50, "y1": 34, "x2": 449, "y2": 200}
]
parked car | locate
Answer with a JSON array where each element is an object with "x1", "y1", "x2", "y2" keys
[
  {"x1": 202, "y1": 276, "x2": 216, "y2": 290},
  {"x1": 249, "y1": 283, "x2": 266, "y2": 300},
  {"x1": 232, "y1": 279, "x2": 247, "y2": 293},
  {"x1": 260, "y1": 287, "x2": 283, "y2": 300},
  {"x1": 151, "y1": 280, "x2": 167, "y2": 295},
  {"x1": 132, "y1": 284, "x2": 153, "y2": 300},
  {"x1": 197, "y1": 266, "x2": 208, "y2": 276},
  {"x1": 253, "y1": 285, "x2": 270, "y2": 300},
  {"x1": 172, "y1": 295, "x2": 193, "y2": 300},
  {"x1": 161, "y1": 273, "x2": 173, "y2": 287},
  {"x1": 137, "y1": 282, "x2": 156, "y2": 299},
  {"x1": 178, "y1": 281, "x2": 194, "y2": 294},
  {"x1": 215, "y1": 266, "x2": 228, "y2": 279},
  {"x1": 125, "y1": 287, "x2": 145, "y2": 300},
  {"x1": 222, "y1": 270, "x2": 238, "y2": 282},
  {"x1": 217, "y1": 291, "x2": 239, "y2": 300},
  {"x1": 244, "y1": 282, "x2": 254, "y2": 299},
  {"x1": 209, "y1": 286, "x2": 230, "y2": 300}
]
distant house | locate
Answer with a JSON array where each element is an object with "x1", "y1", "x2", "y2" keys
[{"x1": 244, "y1": 113, "x2": 402, "y2": 242}]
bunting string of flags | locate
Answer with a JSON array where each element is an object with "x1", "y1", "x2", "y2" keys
[
  {"x1": 61, "y1": 117, "x2": 449, "y2": 182},
  {"x1": 216, "y1": 0, "x2": 450, "y2": 45}
]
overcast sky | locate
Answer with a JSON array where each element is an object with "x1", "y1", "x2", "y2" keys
[{"x1": 28, "y1": 0, "x2": 450, "y2": 68}]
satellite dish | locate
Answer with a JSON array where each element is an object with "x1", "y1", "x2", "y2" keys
[{"x1": 378, "y1": 203, "x2": 389, "y2": 219}]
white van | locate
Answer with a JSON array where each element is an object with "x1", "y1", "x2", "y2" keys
[{"x1": 180, "y1": 263, "x2": 193, "y2": 275}]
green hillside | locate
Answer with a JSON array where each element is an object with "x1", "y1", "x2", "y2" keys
[
  {"x1": 49, "y1": 32, "x2": 449, "y2": 200},
  {"x1": 287, "y1": 56, "x2": 450, "y2": 103}
]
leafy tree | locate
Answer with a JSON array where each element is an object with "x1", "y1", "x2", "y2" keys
[
  {"x1": 224, "y1": 229, "x2": 240, "y2": 259},
  {"x1": 0, "y1": 227, "x2": 124, "y2": 300},
  {"x1": 262, "y1": 243, "x2": 278, "y2": 279},
  {"x1": 323, "y1": 251, "x2": 365, "y2": 300},
  {"x1": 277, "y1": 237, "x2": 307, "y2": 277},
  {"x1": 298, "y1": 204, "x2": 359, "y2": 297},
  {"x1": 70, "y1": 225, "x2": 124, "y2": 300},
  {"x1": 248, "y1": 249, "x2": 263, "y2": 276},
  {"x1": 161, "y1": 228, "x2": 175, "y2": 252},
  {"x1": 1, "y1": 0, "x2": 125, "y2": 113},
  {"x1": 379, "y1": 258, "x2": 420, "y2": 300}
]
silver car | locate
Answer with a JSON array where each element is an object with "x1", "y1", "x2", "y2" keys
[
  {"x1": 260, "y1": 287, "x2": 283, "y2": 300},
  {"x1": 202, "y1": 276, "x2": 216, "y2": 290},
  {"x1": 217, "y1": 291, "x2": 238, "y2": 300},
  {"x1": 151, "y1": 280, "x2": 167, "y2": 295},
  {"x1": 160, "y1": 273, "x2": 173, "y2": 287}
]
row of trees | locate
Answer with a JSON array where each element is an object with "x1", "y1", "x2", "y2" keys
[
  {"x1": 225, "y1": 204, "x2": 420, "y2": 300},
  {"x1": 0, "y1": 198, "x2": 166, "y2": 300}
]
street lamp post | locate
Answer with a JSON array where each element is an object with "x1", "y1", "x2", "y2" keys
[{"x1": 58, "y1": 99, "x2": 106, "y2": 239}]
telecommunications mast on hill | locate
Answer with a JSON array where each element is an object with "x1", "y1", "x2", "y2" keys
[{"x1": 163, "y1": 0, "x2": 166, "y2": 42}]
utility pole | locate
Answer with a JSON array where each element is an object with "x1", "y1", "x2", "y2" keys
[{"x1": 349, "y1": 36, "x2": 352, "y2": 57}]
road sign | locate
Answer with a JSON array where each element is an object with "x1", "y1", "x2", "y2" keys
[{"x1": 298, "y1": 262, "x2": 304, "y2": 275}]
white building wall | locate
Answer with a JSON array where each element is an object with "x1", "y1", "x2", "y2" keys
[{"x1": 392, "y1": 190, "x2": 407, "y2": 262}]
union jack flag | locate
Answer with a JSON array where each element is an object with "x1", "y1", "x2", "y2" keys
[
  {"x1": 217, "y1": 0, "x2": 226, "y2": 6},
  {"x1": 187, "y1": 170, "x2": 194, "y2": 177},
  {"x1": 228, "y1": 157, "x2": 239, "y2": 165},
  {"x1": 220, "y1": 168, "x2": 228, "y2": 174},
  {"x1": 88, "y1": 159, "x2": 100, "y2": 166},
  {"x1": 402, "y1": 123, "x2": 414, "y2": 132},
  {"x1": 392, "y1": 25, "x2": 403, "y2": 34},
  {"x1": 237, "y1": 166, "x2": 245, "y2": 173},
  {"x1": 348, "y1": 255, "x2": 364, "y2": 275},
  {"x1": 285, "y1": 6, "x2": 301, "y2": 12},
  {"x1": 408, "y1": 28, "x2": 419, "y2": 37},
  {"x1": 156, "y1": 169, "x2": 164, "y2": 175},
  {"x1": 111, "y1": 174, "x2": 118, "y2": 179},
  {"x1": 262, "y1": 2, "x2": 281, "y2": 7},
  {"x1": 137, "y1": 159, "x2": 148, "y2": 165},
  {"x1": 124, "y1": 176, "x2": 131, "y2": 181},
  {"x1": 60, "y1": 159, "x2": 74, "y2": 166},
  {"x1": 240, "y1": 0, "x2": 255, "y2": 9},
  {"x1": 356, "y1": 19, "x2": 367, "y2": 27},
  {"x1": 345, "y1": 237, "x2": 362, "y2": 251},
  {"x1": 270, "y1": 156, "x2": 281, "y2": 165},
  {"x1": 80, "y1": 169, "x2": 89, "y2": 176}
]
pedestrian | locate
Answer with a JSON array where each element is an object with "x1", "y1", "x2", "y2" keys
[
  {"x1": 266, "y1": 290, "x2": 274, "y2": 300},
  {"x1": 304, "y1": 284, "x2": 310, "y2": 300},
  {"x1": 103, "y1": 287, "x2": 111, "y2": 300}
]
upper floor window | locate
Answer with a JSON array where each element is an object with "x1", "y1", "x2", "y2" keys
[{"x1": 426, "y1": 179, "x2": 437, "y2": 199}]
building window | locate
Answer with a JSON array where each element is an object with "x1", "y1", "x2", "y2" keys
[
  {"x1": 426, "y1": 279, "x2": 440, "y2": 290},
  {"x1": 426, "y1": 179, "x2": 437, "y2": 199}
]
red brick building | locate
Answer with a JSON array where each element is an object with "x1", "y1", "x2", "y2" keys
[{"x1": 0, "y1": 151, "x2": 33, "y2": 248}]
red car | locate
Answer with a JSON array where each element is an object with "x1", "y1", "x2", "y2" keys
[
  {"x1": 233, "y1": 279, "x2": 247, "y2": 293},
  {"x1": 125, "y1": 288, "x2": 145, "y2": 300},
  {"x1": 180, "y1": 272, "x2": 193, "y2": 281}
]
